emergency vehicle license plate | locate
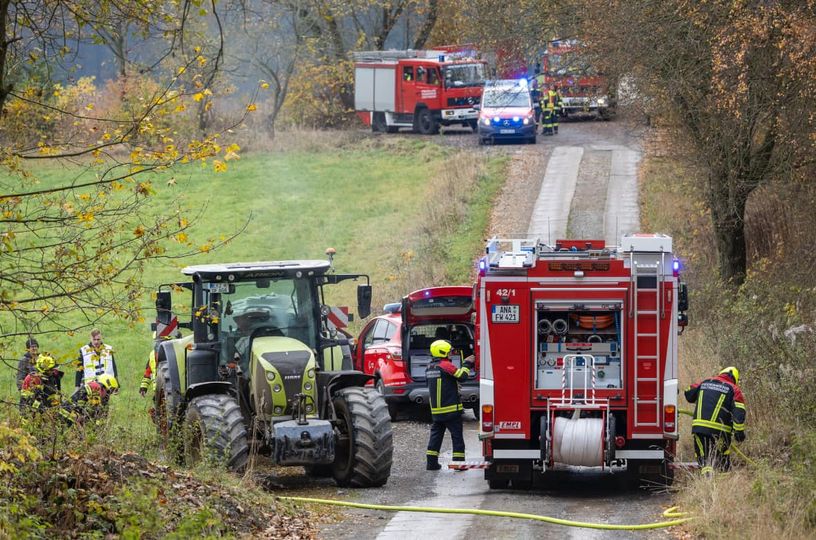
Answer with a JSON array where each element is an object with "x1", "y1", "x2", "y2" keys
[
  {"x1": 499, "y1": 129, "x2": 515, "y2": 134},
  {"x1": 491, "y1": 304, "x2": 519, "y2": 323}
]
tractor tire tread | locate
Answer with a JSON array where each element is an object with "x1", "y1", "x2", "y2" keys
[
  {"x1": 185, "y1": 394, "x2": 250, "y2": 472},
  {"x1": 333, "y1": 387, "x2": 393, "y2": 488}
]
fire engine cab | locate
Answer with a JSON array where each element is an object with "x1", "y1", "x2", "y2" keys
[
  {"x1": 353, "y1": 48, "x2": 486, "y2": 134},
  {"x1": 475, "y1": 235, "x2": 688, "y2": 489}
]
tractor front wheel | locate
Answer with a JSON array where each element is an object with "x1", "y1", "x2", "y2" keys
[
  {"x1": 331, "y1": 387, "x2": 393, "y2": 487},
  {"x1": 183, "y1": 394, "x2": 250, "y2": 472}
]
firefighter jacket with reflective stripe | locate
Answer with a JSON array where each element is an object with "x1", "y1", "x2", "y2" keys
[
  {"x1": 426, "y1": 358, "x2": 470, "y2": 421},
  {"x1": 75, "y1": 343, "x2": 117, "y2": 388},
  {"x1": 684, "y1": 374, "x2": 746, "y2": 438},
  {"x1": 141, "y1": 350, "x2": 158, "y2": 392},
  {"x1": 544, "y1": 90, "x2": 561, "y2": 111},
  {"x1": 20, "y1": 370, "x2": 63, "y2": 409}
]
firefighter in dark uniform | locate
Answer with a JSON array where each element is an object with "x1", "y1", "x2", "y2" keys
[
  {"x1": 684, "y1": 366, "x2": 746, "y2": 475},
  {"x1": 425, "y1": 339, "x2": 474, "y2": 470}
]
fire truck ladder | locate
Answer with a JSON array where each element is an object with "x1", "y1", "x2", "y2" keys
[{"x1": 629, "y1": 256, "x2": 663, "y2": 430}]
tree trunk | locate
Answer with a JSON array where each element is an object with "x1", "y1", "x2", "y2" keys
[
  {"x1": 708, "y1": 173, "x2": 748, "y2": 286},
  {"x1": 0, "y1": 0, "x2": 13, "y2": 111}
]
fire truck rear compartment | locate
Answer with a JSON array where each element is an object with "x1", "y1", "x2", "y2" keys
[{"x1": 534, "y1": 309, "x2": 622, "y2": 390}]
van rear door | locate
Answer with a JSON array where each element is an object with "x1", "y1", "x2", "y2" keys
[{"x1": 401, "y1": 286, "x2": 475, "y2": 381}]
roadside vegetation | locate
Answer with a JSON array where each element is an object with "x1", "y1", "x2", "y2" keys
[
  {"x1": 0, "y1": 131, "x2": 507, "y2": 537},
  {"x1": 639, "y1": 126, "x2": 816, "y2": 539}
]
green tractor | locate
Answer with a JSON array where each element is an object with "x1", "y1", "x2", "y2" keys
[{"x1": 151, "y1": 256, "x2": 393, "y2": 487}]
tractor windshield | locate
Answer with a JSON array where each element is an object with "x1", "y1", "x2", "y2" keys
[{"x1": 214, "y1": 278, "x2": 319, "y2": 365}]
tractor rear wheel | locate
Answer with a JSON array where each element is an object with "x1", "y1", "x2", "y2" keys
[
  {"x1": 155, "y1": 362, "x2": 183, "y2": 455},
  {"x1": 183, "y1": 394, "x2": 249, "y2": 472},
  {"x1": 331, "y1": 387, "x2": 393, "y2": 487}
]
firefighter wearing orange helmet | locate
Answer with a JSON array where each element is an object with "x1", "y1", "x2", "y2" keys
[
  {"x1": 425, "y1": 339, "x2": 475, "y2": 470},
  {"x1": 684, "y1": 366, "x2": 746, "y2": 475}
]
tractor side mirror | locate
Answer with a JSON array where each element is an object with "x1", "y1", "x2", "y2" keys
[
  {"x1": 678, "y1": 283, "x2": 689, "y2": 312},
  {"x1": 357, "y1": 284, "x2": 372, "y2": 319},
  {"x1": 156, "y1": 291, "x2": 172, "y2": 324}
]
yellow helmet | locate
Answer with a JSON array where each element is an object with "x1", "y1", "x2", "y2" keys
[
  {"x1": 96, "y1": 373, "x2": 119, "y2": 393},
  {"x1": 35, "y1": 354, "x2": 56, "y2": 373},
  {"x1": 430, "y1": 340, "x2": 452, "y2": 358},
  {"x1": 719, "y1": 366, "x2": 740, "y2": 385}
]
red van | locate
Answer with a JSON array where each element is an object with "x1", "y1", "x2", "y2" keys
[{"x1": 353, "y1": 286, "x2": 479, "y2": 420}]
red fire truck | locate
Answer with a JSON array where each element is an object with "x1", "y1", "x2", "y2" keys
[
  {"x1": 540, "y1": 39, "x2": 616, "y2": 120},
  {"x1": 474, "y1": 235, "x2": 688, "y2": 488},
  {"x1": 353, "y1": 48, "x2": 486, "y2": 134}
]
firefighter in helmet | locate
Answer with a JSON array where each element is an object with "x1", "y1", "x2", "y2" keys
[
  {"x1": 549, "y1": 86, "x2": 562, "y2": 134},
  {"x1": 425, "y1": 339, "x2": 475, "y2": 470},
  {"x1": 684, "y1": 366, "x2": 746, "y2": 475},
  {"x1": 62, "y1": 374, "x2": 119, "y2": 425},
  {"x1": 19, "y1": 353, "x2": 64, "y2": 413},
  {"x1": 541, "y1": 89, "x2": 554, "y2": 136}
]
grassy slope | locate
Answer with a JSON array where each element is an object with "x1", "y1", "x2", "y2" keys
[
  {"x1": 639, "y1": 132, "x2": 816, "y2": 538},
  {"x1": 1, "y1": 136, "x2": 507, "y2": 458}
]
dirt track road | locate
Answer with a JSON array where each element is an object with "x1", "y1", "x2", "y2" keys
[{"x1": 274, "y1": 119, "x2": 673, "y2": 539}]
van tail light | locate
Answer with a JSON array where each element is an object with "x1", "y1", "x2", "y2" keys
[
  {"x1": 481, "y1": 404, "x2": 494, "y2": 433},
  {"x1": 387, "y1": 346, "x2": 402, "y2": 360},
  {"x1": 663, "y1": 404, "x2": 677, "y2": 432}
]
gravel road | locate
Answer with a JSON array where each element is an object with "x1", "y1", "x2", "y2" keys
[{"x1": 273, "y1": 118, "x2": 674, "y2": 539}]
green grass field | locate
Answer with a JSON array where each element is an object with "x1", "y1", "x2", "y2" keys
[{"x1": 1, "y1": 135, "x2": 507, "y2": 455}]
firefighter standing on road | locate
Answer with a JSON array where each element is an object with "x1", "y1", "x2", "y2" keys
[
  {"x1": 684, "y1": 366, "x2": 746, "y2": 475},
  {"x1": 541, "y1": 90, "x2": 554, "y2": 136},
  {"x1": 549, "y1": 86, "x2": 561, "y2": 134},
  {"x1": 425, "y1": 340, "x2": 474, "y2": 470}
]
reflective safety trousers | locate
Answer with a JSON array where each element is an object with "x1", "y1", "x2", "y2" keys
[{"x1": 426, "y1": 359, "x2": 469, "y2": 421}]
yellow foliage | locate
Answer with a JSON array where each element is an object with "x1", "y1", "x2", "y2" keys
[{"x1": 213, "y1": 160, "x2": 228, "y2": 173}]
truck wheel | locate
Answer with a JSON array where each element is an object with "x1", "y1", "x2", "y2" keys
[
  {"x1": 376, "y1": 379, "x2": 399, "y2": 421},
  {"x1": 488, "y1": 478, "x2": 509, "y2": 489},
  {"x1": 372, "y1": 112, "x2": 386, "y2": 133},
  {"x1": 331, "y1": 387, "x2": 393, "y2": 487},
  {"x1": 415, "y1": 108, "x2": 439, "y2": 135},
  {"x1": 468, "y1": 120, "x2": 478, "y2": 131},
  {"x1": 183, "y1": 394, "x2": 249, "y2": 472},
  {"x1": 627, "y1": 458, "x2": 674, "y2": 488}
]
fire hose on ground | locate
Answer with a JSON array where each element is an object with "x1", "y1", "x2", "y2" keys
[
  {"x1": 276, "y1": 496, "x2": 692, "y2": 530},
  {"x1": 276, "y1": 412, "x2": 756, "y2": 530}
]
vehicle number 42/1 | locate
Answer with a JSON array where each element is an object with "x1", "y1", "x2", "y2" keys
[{"x1": 491, "y1": 304, "x2": 519, "y2": 323}]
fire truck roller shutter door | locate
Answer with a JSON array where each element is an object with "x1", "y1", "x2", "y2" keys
[{"x1": 552, "y1": 414, "x2": 604, "y2": 466}]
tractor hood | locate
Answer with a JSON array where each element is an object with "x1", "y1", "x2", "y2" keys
[{"x1": 251, "y1": 336, "x2": 317, "y2": 420}]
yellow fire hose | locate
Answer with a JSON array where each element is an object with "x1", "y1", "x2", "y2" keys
[
  {"x1": 276, "y1": 496, "x2": 692, "y2": 530},
  {"x1": 277, "y1": 411, "x2": 758, "y2": 530}
]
